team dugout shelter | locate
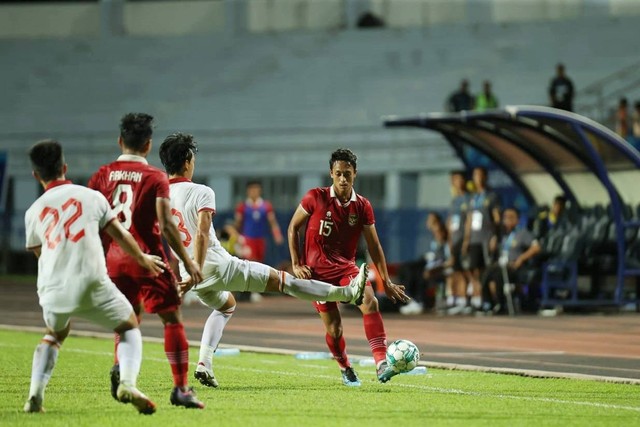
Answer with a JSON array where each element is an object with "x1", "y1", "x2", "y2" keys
[{"x1": 385, "y1": 106, "x2": 640, "y2": 310}]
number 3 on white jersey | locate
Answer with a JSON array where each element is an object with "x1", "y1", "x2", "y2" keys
[
  {"x1": 112, "y1": 184, "x2": 133, "y2": 230},
  {"x1": 319, "y1": 219, "x2": 333, "y2": 237}
]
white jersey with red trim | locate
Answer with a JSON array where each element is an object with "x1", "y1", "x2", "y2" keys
[
  {"x1": 168, "y1": 178, "x2": 223, "y2": 278},
  {"x1": 24, "y1": 181, "x2": 116, "y2": 311}
]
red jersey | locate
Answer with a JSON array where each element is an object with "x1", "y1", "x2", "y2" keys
[
  {"x1": 88, "y1": 154, "x2": 170, "y2": 278},
  {"x1": 300, "y1": 186, "x2": 375, "y2": 283}
]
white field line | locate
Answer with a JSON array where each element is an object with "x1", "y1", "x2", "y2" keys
[
  {"x1": 2, "y1": 323, "x2": 640, "y2": 385},
  {"x1": 28, "y1": 346, "x2": 640, "y2": 414}
]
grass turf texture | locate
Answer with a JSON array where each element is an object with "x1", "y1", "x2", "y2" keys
[{"x1": 1, "y1": 330, "x2": 640, "y2": 426}]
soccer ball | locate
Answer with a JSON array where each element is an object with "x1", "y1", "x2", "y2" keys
[{"x1": 386, "y1": 339, "x2": 420, "y2": 373}]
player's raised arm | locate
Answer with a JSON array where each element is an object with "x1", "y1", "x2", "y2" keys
[
  {"x1": 362, "y1": 224, "x2": 409, "y2": 304},
  {"x1": 156, "y1": 197, "x2": 203, "y2": 284},
  {"x1": 104, "y1": 218, "x2": 166, "y2": 276},
  {"x1": 287, "y1": 204, "x2": 312, "y2": 279}
]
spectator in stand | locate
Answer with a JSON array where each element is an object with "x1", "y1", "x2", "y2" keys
[
  {"x1": 549, "y1": 63, "x2": 574, "y2": 112},
  {"x1": 615, "y1": 98, "x2": 630, "y2": 140},
  {"x1": 235, "y1": 180, "x2": 284, "y2": 302},
  {"x1": 475, "y1": 80, "x2": 499, "y2": 112},
  {"x1": 446, "y1": 170, "x2": 471, "y2": 315},
  {"x1": 447, "y1": 79, "x2": 474, "y2": 112},
  {"x1": 462, "y1": 167, "x2": 501, "y2": 313},
  {"x1": 480, "y1": 208, "x2": 541, "y2": 314},
  {"x1": 632, "y1": 101, "x2": 640, "y2": 148},
  {"x1": 398, "y1": 213, "x2": 450, "y2": 315}
]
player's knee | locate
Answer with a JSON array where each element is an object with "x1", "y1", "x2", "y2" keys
[
  {"x1": 327, "y1": 322, "x2": 343, "y2": 338},
  {"x1": 361, "y1": 294, "x2": 379, "y2": 313}
]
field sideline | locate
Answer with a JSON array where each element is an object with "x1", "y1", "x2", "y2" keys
[{"x1": 2, "y1": 328, "x2": 640, "y2": 426}]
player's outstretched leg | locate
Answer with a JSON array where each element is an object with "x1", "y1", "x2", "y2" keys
[{"x1": 24, "y1": 335, "x2": 60, "y2": 413}]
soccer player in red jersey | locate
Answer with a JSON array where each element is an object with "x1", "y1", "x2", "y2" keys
[
  {"x1": 288, "y1": 148, "x2": 409, "y2": 386},
  {"x1": 88, "y1": 113, "x2": 205, "y2": 408}
]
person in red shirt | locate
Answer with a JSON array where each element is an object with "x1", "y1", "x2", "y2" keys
[
  {"x1": 88, "y1": 113, "x2": 205, "y2": 409},
  {"x1": 288, "y1": 148, "x2": 409, "y2": 386}
]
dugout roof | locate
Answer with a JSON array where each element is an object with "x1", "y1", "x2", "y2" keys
[{"x1": 384, "y1": 105, "x2": 640, "y2": 208}]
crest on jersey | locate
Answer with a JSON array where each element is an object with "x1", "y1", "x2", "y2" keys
[
  {"x1": 348, "y1": 214, "x2": 358, "y2": 226},
  {"x1": 326, "y1": 211, "x2": 332, "y2": 218}
]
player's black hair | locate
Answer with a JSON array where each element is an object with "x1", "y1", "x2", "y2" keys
[
  {"x1": 29, "y1": 139, "x2": 64, "y2": 182},
  {"x1": 329, "y1": 148, "x2": 357, "y2": 171},
  {"x1": 246, "y1": 180, "x2": 262, "y2": 188},
  {"x1": 159, "y1": 133, "x2": 198, "y2": 175},
  {"x1": 120, "y1": 112, "x2": 154, "y2": 151}
]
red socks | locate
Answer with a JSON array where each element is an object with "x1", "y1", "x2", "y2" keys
[
  {"x1": 165, "y1": 323, "x2": 189, "y2": 387},
  {"x1": 325, "y1": 333, "x2": 350, "y2": 369},
  {"x1": 363, "y1": 312, "x2": 387, "y2": 365}
]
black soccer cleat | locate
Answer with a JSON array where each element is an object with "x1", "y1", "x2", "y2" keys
[
  {"x1": 340, "y1": 366, "x2": 362, "y2": 387},
  {"x1": 110, "y1": 364, "x2": 120, "y2": 401},
  {"x1": 170, "y1": 386, "x2": 205, "y2": 409}
]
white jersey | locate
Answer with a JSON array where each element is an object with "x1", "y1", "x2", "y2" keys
[
  {"x1": 25, "y1": 181, "x2": 116, "y2": 312},
  {"x1": 169, "y1": 178, "x2": 223, "y2": 278}
]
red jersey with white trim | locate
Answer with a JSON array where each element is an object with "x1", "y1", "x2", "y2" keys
[
  {"x1": 300, "y1": 186, "x2": 375, "y2": 283},
  {"x1": 88, "y1": 154, "x2": 170, "y2": 278},
  {"x1": 25, "y1": 181, "x2": 116, "y2": 311}
]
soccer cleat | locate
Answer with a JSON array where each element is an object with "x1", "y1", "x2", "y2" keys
[
  {"x1": 348, "y1": 263, "x2": 369, "y2": 306},
  {"x1": 23, "y1": 396, "x2": 45, "y2": 413},
  {"x1": 377, "y1": 361, "x2": 399, "y2": 383},
  {"x1": 110, "y1": 364, "x2": 120, "y2": 401},
  {"x1": 117, "y1": 383, "x2": 156, "y2": 415},
  {"x1": 194, "y1": 364, "x2": 219, "y2": 388},
  {"x1": 340, "y1": 366, "x2": 361, "y2": 387},
  {"x1": 170, "y1": 386, "x2": 205, "y2": 409}
]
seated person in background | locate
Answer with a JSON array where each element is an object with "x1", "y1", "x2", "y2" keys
[
  {"x1": 399, "y1": 213, "x2": 450, "y2": 315},
  {"x1": 532, "y1": 195, "x2": 567, "y2": 239},
  {"x1": 481, "y1": 208, "x2": 541, "y2": 314}
]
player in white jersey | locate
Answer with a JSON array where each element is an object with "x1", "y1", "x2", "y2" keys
[
  {"x1": 23, "y1": 140, "x2": 166, "y2": 414},
  {"x1": 159, "y1": 133, "x2": 368, "y2": 388}
]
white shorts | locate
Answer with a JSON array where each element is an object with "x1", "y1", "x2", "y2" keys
[
  {"x1": 194, "y1": 247, "x2": 271, "y2": 295},
  {"x1": 42, "y1": 280, "x2": 134, "y2": 332}
]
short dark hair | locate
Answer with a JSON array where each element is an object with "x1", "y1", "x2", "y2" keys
[
  {"x1": 120, "y1": 113, "x2": 154, "y2": 151},
  {"x1": 450, "y1": 169, "x2": 466, "y2": 177},
  {"x1": 329, "y1": 148, "x2": 357, "y2": 171},
  {"x1": 246, "y1": 180, "x2": 261, "y2": 188},
  {"x1": 503, "y1": 207, "x2": 519, "y2": 217},
  {"x1": 159, "y1": 133, "x2": 197, "y2": 175},
  {"x1": 473, "y1": 166, "x2": 488, "y2": 176},
  {"x1": 553, "y1": 195, "x2": 567, "y2": 205},
  {"x1": 29, "y1": 139, "x2": 64, "y2": 182}
]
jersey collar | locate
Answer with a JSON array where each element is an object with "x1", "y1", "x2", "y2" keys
[
  {"x1": 330, "y1": 186, "x2": 357, "y2": 205},
  {"x1": 117, "y1": 154, "x2": 148, "y2": 164},
  {"x1": 45, "y1": 180, "x2": 72, "y2": 192},
  {"x1": 169, "y1": 177, "x2": 191, "y2": 184}
]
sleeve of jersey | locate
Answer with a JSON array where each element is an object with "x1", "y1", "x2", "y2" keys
[
  {"x1": 155, "y1": 172, "x2": 171, "y2": 199},
  {"x1": 363, "y1": 199, "x2": 375, "y2": 226},
  {"x1": 197, "y1": 187, "x2": 216, "y2": 214},
  {"x1": 95, "y1": 192, "x2": 117, "y2": 230},
  {"x1": 300, "y1": 190, "x2": 316, "y2": 214},
  {"x1": 24, "y1": 208, "x2": 41, "y2": 249},
  {"x1": 87, "y1": 171, "x2": 100, "y2": 190}
]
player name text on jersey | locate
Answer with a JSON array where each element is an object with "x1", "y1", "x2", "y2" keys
[{"x1": 108, "y1": 170, "x2": 143, "y2": 182}]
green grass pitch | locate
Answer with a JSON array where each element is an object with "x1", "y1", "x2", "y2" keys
[{"x1": 1, "y1": 329, "x2": 639, "y2": 426}]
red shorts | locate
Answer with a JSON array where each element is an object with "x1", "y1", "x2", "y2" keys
[
  {"x1": 112, "y1": 270, "x2": 180, "y2": 314},
  {"x1": 312, "y1": 274, "x2": 373, "y2": 313},
  {"x1": 244, "y1": 237, "x2": 266, "y2": 262}
]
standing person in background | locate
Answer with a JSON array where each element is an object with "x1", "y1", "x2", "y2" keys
[
  {"x1": 632, "y1": 101, "x2": 640, "y2": 149},
  {"x1": 549, "y1": 63, "x2": 574, "y2": 112},
  {"x1": 446, "y1": 79, "x2": 475, "y2": 112},
  {"x1": 615, "y1": 98, "x2": 629, "y2": 140},
  {"x1": 462, "y1": 167, "x2": 501, "y2": 313},
  {"x1": 24, "y1": 140, "x2": 164, "y2": 414},
  {"x1": 288, "y1": 148, "x2": 409, "y2": 387},
  {"x1": 235, "y1": 180, "x2": 284, "y2": 302},
  {"x1": 475, "y1": 80, "x2": 499, "y2": 112},
  {"x1": 89, "y1": 113, "x2": 205, "y2": 409},
  {"x1": 446, "y1": 170, "x2": 471, "y2": 315}
]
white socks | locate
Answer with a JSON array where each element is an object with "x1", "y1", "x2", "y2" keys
[
  {"x1": 280, "y1": 272, "x2": 348, "y2": 301},
  {"x1": 199, "y1": 306, "x2": 235, "y2": 371},
  {"x1": 28, "y1": 335, "x2": 60, "y2": 401},
  {"x1": 117, "y1": 328, "x2": 142, "y2": 387}
]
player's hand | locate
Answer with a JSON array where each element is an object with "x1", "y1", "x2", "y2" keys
[
  {"x1": 384, "y1": 282, "x2": 409, "y2": 304},
  {"x1": 292, "y1": 264, "x2": 312, "y2": 279},
  {"x1": 138, "y1": 254, "x2": 166, "y2": 276},
  {"x1": 177, "y1": 276, "x2": 195, "y2": 297},
  {"x1": 184, "y1": 259, "x2": 203, "y2": 284}
]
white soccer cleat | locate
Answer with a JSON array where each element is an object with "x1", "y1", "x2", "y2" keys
[
  {"x1": 117, "y1": 383, "x2": 156, "y2": 415},
  {"x1": 194, "y1": 364, "x2": 219, "y2": 388},
  {"x1": 348, "y1": 263, "x2": 369, "y2": 306}
]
